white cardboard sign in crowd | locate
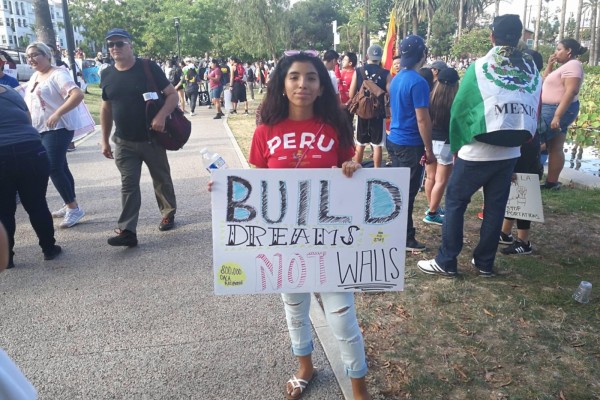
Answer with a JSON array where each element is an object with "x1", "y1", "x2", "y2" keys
[
  {"x1": 504, "y1": 173, "x2": 545, "y2": 223},
  {"x1": 210, "y1": 168, "x2": 409, "y2": 295}
]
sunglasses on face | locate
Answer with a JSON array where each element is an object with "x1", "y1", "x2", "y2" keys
[
  {"x1": 283, "y1": 50, "x2": 319, "y2": 58},
  {"x1": 107, "y1": 41, "x2": 129, "y2": 49}
]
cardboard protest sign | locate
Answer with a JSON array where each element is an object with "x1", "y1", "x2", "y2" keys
[
  {"x1": 211, "y1": 168, "x2": 409, "y2": 295},
  {"x1": 505, "y1": 173, "x2": 544, "y2": 222}
]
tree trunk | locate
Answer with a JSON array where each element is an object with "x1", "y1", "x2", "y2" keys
[
  {"x1": 558, "y1": 0, "x2": 567, "y2": 41},
  {"x1": 590, "y1": 3, "x2": 600, "y2": 65},
  {"x1": 458, "y1": 0, "x2": 464, "y2": 38},
  {"x1": 575, "y1": 0, "x2": 583, "y2": 40},
  {"x1": 363, "y1": 0, "x2": 370, "y2": 61},
  {"x1": 534, "y1": 0, "x2": 542, "y2": 49},
  {"x1": 33, "y1": 0, "x2": 56, "y2": 47},
  {"x1": 522, "y1": 0, "x2": 528, "y2": 39},
  {"x1": 403, "y1": 14, "x2": 408, "y2": 38},
  {"x1": 590, "y1": 3, "x2": 597, "y2": 66},
  {"x1": 495, "y1": 0, "x2": 500, "y2": 17},
  {"x1": 412, "y1": 7, "x2": 418, "y2": 35},
  {"x1": 426, "y1": 6, "x2": 433, "y2": 41}
]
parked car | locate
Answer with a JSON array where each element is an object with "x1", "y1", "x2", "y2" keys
[{"x1": 0, "y1": 48, "x2": 34, "y2": 81}]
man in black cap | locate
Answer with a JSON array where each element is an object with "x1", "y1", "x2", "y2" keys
[
  {"x1": 387, "y1": 35, "x2": 436, "y2": 252},
  {"x1": 418, "y1": 15, "x2": 541, "y2": 277},
  {"x1": 100, "y1": 28, "x2": 179, "y2": 247}
]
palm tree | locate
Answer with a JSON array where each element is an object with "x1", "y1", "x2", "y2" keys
[
  {"x1": 575, "y1": 0, "x2": 583, "y2": 40},
  {"x1": 438, "y1": 0, "x2": 488, "y2": 38},
  {"x1": 534, "y1": 0, "x2": 542, "y2": 49},
  {"x1": 584, "y1": 0, "x2": 598, "y2": 65},
  {"x1": 395, "y1": 0, "x2": 438, "y2": 36},
  {"x1": 33, "y1": 0, "x2": 56, "y2": 46},
  {"x1": 558, "y1": 0, "x2": 567, "y2": 40}
]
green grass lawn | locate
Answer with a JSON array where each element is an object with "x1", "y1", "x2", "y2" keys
[{"x1": 83, "y1": 84, "x2": 102, "y2": 125}]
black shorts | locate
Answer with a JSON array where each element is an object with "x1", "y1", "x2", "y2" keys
[
  {"x1": 356, "y1": 117, "x2": 384, "y2": 145},
  {"x1": 231, "y1": 81, "x2": 247, "y2": 102}
]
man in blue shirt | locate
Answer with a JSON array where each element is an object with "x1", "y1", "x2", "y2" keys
[{"x1": 387, "y1": 35, "x2": 435, "y2": 252}]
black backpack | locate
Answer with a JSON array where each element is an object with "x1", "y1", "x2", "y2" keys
[{"x1": 247, "y1": 67, "x2": 255, "y2": 83}]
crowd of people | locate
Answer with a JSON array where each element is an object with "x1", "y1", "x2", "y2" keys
[{"x1": 1, "y1": 13, "x2": 588, "y2": 399}]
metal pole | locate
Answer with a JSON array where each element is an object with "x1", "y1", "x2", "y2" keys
[
  {"x1": 61, "y1": 0, "x2": 78, "y2": 84},
  {"x1": 174, "y1": 18, "x2": 181, "y2": 62}
]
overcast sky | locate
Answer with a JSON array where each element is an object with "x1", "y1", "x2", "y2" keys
[{"x1": 491, "y1": 0, "x2": 581, "y2": 30}]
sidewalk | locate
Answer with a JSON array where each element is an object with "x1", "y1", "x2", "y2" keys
[{"x1": 0, "y1": 106, "x2": 345, "y2": 399}]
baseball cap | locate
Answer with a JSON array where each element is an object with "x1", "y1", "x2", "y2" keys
[
  {"x1": 367, "y1": 45, "x2": 383, "y2": 62},
  {"x1": 105, "y1": 28, "x2": 132, "y2": 41},
  {"x1": 430, "y1": 60, "x2": 448, "y2": 71},
  {"x1": 400, "y1": 35, "x2": 426, "y2": 68},
  {"x1": 490, "y1": 14, "x2": 522, "y2": 44},
  {"x1": 437, "y1": 68, "x2": 459, "y2": 85}
]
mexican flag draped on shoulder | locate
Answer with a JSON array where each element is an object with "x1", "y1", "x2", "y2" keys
[{"x1": 450, "y1": 46, "x2": 541, "y2": 153}]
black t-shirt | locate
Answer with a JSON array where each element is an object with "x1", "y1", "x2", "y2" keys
[{"x1": 101, "y1": 58, "x2": 170, "y2": 141}]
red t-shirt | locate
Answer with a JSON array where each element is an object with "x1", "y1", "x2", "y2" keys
[
  {"x1": 248, "y1": 118, "x2": 354, "y2": 169},
  {"x1": 338, "y1": 69, "x2": 355, "y2": 104}
]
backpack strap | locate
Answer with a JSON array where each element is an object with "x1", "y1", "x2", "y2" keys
[{"x1": 141, "y1": 58, "x2": 159, "y2": 93}]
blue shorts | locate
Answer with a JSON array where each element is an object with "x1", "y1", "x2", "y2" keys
[
  {"x1": 210, "y1": 86, "x2": 223, "y2": 99},
  {"x1": 540, "y1": 101, "x2": 579, "y2": 142}
]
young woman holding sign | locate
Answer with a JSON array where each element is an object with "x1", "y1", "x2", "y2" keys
[{"x1": 249, "y1": 51, "x2": 369, "y2": 399}]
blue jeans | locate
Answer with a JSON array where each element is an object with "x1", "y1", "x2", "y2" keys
[
  {"x1": 435, "y1": 157, "x2": 517, "y2": 273},
  {"x1": 41, "y1": 128, "x2": 76, "y2": 205},
  {"x1": 540, "y1": 101, "x2": 579, "y2": 142},
  {"x1": 0, "y1": 141, "x2": 56, "y2": 260},
  {"x1": 385, "y1": 139, "x2": 424, "y2": 240},
  {"x1": 282, "y1": 292, "x2": 368, "y2": 379}
]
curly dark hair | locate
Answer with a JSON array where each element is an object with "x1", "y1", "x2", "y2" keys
[{"x1": 260, "y1": 53, "x2": 354, "y2": 149}]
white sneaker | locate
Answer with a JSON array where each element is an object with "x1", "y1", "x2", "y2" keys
[
  {"x1": 60, "y1": 207, "x2": 85, "y2": 228},
  {"x1": 190, "y1": 112, "x2": 196, "y2": 116},
  {"x1": 52, "y1": 205, "x2": 68, "y2": 218}
]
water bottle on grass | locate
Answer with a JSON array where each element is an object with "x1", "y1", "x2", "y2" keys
[{"x1": 200, "y1": 148, "x2": 227, "y2": 172}]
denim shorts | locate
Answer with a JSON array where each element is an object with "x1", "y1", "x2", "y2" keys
[
  {"x1": 210, "y1": 86, "x2": 223, "y2": 99},
  {"x1": 540, "y1": 101, "x2": 579, "y2": 142},
  {"x1": 432, "y1": 140, "x2": 453, "y2": 165}
]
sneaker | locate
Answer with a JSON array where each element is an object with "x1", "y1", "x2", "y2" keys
[
  {"x1": 159, "y1": 216, "x2": 175, "y2": 231},
  {"x1": 417, "y1": 259, "x2": 457, "y2": 277},
  {"x1": 471, "y1": 258, "x2": 495, "y2": 277},
  {"x1": 541, "y1": 181, "x2": 562, "y2": 190},
  {"x1": 406, "y1": 238, "x2": 426, "y2": 252},
  {"x1": 230, "y1": 110, "x2": 237, "y2": 114},
  {"x1": 190, "y1": 112, "x2": 196, "y2": 116},
  {"x1": 499, "y1": 232, "x2": 514, "y2": 245},
  {"x1": 213, "y1": 114, "x2": 222, "y2": 119},
  {"x1": 501, "y1": 239, "x2": 532, "y2": 255},
  {"x1": 67, "y1": 142, "x2": 76, "y2": 152},
  {"x1": 423, "y1": 212, "x2": 444, "y2": 226},
  {"x1": 477, "y1": 211, "x2": 484, "y2": 220},
  {"x1": 7, "y1": 258, "x2": 15, "y2": 269},
  {"x1": 59, "y1": 207, "x2": 85, "y2": 228},
  {"x1": 244, "y1": 110, "x2": 249, "y2": 115},
  {"x1": 107, "y1": 229, "x2": 138, "y2": 247},
  {"x1": 424, "y1": 207, "x2": 445, "y2": 216},
  {"x1": 43, "y1": 245, "x2": 62, "y2": 260},
  {"x1": 52, "y1": 205, "x2": 68, "y2": 218},
  {"x1": 207, "y1": 105, "x2": 212, "y2": 109}
]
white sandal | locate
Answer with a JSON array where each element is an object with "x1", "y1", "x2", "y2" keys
[{"x1": 285, "y1": 370, "x2": 317, "y2": 399}]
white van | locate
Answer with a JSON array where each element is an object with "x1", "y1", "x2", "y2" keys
[{"x1": 0, "y1": 48, "x2": 34, "y2": 81}]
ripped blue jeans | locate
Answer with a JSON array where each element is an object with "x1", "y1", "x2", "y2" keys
[{"x1": 281, "y1": 292, "x2": 368, "y2": 379}]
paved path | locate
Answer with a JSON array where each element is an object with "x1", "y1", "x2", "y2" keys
[{"x1": 0, "y1": 105, "x2": 346, "y2": 399}]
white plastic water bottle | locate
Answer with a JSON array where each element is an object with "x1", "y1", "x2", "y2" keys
[{"x1": 200, "y1": 148, "x2": 228, "y2": 172}]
